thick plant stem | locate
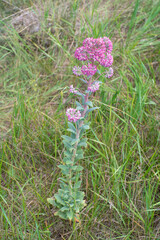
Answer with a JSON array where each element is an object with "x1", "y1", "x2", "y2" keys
[{"x1": 68, "y1": 77, "x2": 92, "y2": 194}]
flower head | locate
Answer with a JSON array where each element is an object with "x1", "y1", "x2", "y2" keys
[
  {"x1": 82, "y1": 38, "x2": 106, "y2": 61},
  {"x1": 73, "y1": 66, "x2": 82, "y2": 76},
  {"x1": 69, "y1": 85, "x2": 78, "y2": 94},
  {"x1": 99, "y1": 54, "x2": 113, "y2": 67},
  {"x1": 74, "y1": 46, "x2": 88, "y2": 61},
  {"x1": 88, "y1": 82, "x2": 100, "y2": 92},
  {"x1": 81, "y1": 63, "x2": 97, "y2": 76},
  {"x1": 74, "y1": 37, "x2": 113, "y2": 64},
  {"x1": 102, "y1": 37, "x2": 113, "y2": 54},
  {"x1": 105, "y1": 67, "x2": 113, "y2": 78},
  {"x1": 66, "y1": 108, "x2": 81, "y2": 122}
]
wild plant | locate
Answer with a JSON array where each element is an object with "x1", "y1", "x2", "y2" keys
[{"x1": 47, "y1": 37, "x2": 113, "y2": 221}]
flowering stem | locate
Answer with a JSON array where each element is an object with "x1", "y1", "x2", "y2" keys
[
  {"x1": 69, "y1": 77, "x2": 92, "y2": 192},
  {"x1": 49, "y1": 37, "x2": 114, "y2": 221}
]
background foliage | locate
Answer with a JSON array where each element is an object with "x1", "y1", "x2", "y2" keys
[{"x1": 0, "y1": 0, "x2": 160, "y2": 239}]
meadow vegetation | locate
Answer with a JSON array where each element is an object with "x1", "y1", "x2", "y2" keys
[{"x1": 0, "y1": 0, "x2": 160, "y2": 239}]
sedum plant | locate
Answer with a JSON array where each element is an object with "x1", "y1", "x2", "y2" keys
[{"x1": 47, "y1": 37, "x2": 113, "y2": 221}]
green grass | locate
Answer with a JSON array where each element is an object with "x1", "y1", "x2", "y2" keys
[{"x1": 0, "y1": 0, "x2": 160, "y2": 239}]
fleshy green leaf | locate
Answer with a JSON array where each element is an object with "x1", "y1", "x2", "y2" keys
[
  {"x1": 76, "y1": 191, "x2": 85, "y2": 200},
  {"x1": 67, "y1": 128, "x2": 76, "y2": 134},
  {"x1": 74, "y1": 181, "x2": 82, "y2": 189},
  {"x1": 63, "y1": 157, "x2": 70, "y2": 163},
  {"x1": 71, "y1": 138, "x2": 79, "y2": 145},
  {"x1": 68, "y1": 122, "x2": 76, "y2": 131},
  {"x1": 58, "y1": 165, "x2": 68, "y2": 171},
  {"x1": 81, "y1": 124, "x2": 90, "y2": 130},
  {"x1": 72, "y1": 165, "x2": 83, "y2": 171},
  {"x1": 67, "y1": 210, "x2": 74, "y2": 220},
  {"x1": 62, "y1": 140, "x2": 74, "y2": 151},
  {"x1": 85, "y1": 107, "x2": 99, "y2": 116},
  {"x1": 54, "y1": 194, "x2": 65, "y2": 205},
  {"x1": 54, "y1": 211, "x2": 68, "y2": 219},
  {"x1": 47, "y1": 198, "x2": 54, "y2": 205},
  {"x1": 75, "y1": 154, "x2": 83, "y2": 161},
  {"x1": 58, "y1": 165, "x2": 70, "y2": 175},
  {"x1": 61, "y1": 206, "x2": 70, "y2": 212},
  {"x1": 79, "y1": 129, "x2": 86, "y2": 138},
  {"x1": 76, "y1": 165, "x2": 84, "y2": 171},
  {"x1": 85, "y1": 101, "x2": 93, "y2": 107},
  {"x1": 78, "y1": 138, "x2": 87, "y2": 147},
  {"x1": 76, "y1": 106, "x2": 84, "y2": 111},
  {"x1": 66, "y1": 160, "x2": 73, "y2": 164},
  {"x1": 76, "y1": 101, "x2": 83, "y2": 108},
  {"x1": 62, "y1": 135, "x2": 73, "y2": 142},
  {"x1": 64, "y1": 151, "x2": 73, "y2": 157}
]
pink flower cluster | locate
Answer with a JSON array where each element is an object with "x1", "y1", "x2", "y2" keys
[
  {"x1": 81, "y1": 63, "x2": 97, "y2": 76},
  {"x1": 73, "y1": 66, "x2": 82, "y2": 76},
  {"x1": 99, "y1": 54, "x2": 113, "y2": 68},
  {"x1": 88, "y1": 82, "x2": 100, "y2": 93},
  {"x1": 66, "y1": 108, "x2": 81, "y2": 122},
  {"x1": 74, "y1": 46, "x2": 88, "y2": 61},
  {"x1": 103, "y1": 37, "x2": 113, "y2": 54},
  {"x1": 69, "y1": 85, "x2": 78, "y2": 94},
  {"x1": 74, "y1": 37, "x2": 113, "y2": 68},
  {"x1": 105, "y1": 67, "x2": 114, "y2": 78}
]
